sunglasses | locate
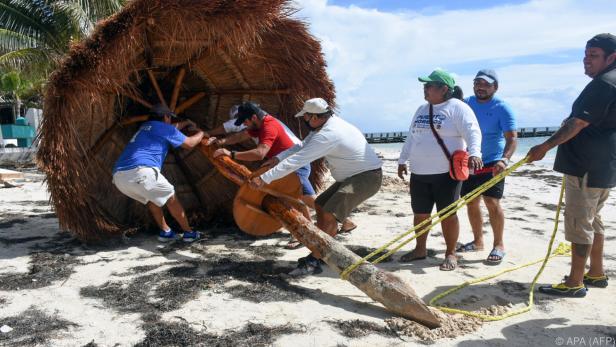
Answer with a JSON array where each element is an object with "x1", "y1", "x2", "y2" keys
[{"x1": 424, "y1": 82, "x2": 445, "y2": 89}]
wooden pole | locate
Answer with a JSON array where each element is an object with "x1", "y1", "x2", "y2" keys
[
  {"x1": 146, "y1": 70, "x2": 167, "y2": 107},
  {"x1": 196, "y1": 141, "x2": 441, "y2": 328},
  {"x1": 175, "y1": 92, "x2": 206, "y2": 114},
  {"x1": 170, "y1": 68, "x2": 186, "y2": 111},
  {"x1": 120, "y1": 92, "x2": 152, "y2": 109}
]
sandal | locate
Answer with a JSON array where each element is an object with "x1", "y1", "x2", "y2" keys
[
  {"x1": 456, "y1": 241, "x2": 483, "y2": 253},
  {"x1": 284, "y1": 240, "x2": 304, "y2": 250},
  {"x1": 339, "y1": 220, "x2": 357, "y2": 234},
  {"x1": 486, "y1": 248, "x2": 505, "y2": 264},
  {"x1": 399, "y1": 250, "x2": 427, "y2": 262},
  {"x1": 439, "y1": 255, "x2": 458, "y2": 271}
]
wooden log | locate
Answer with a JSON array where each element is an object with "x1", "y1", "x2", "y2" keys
[
  {"x1": 233, "y1": 173, "x2": 301, "y2": 236},
  {"x1": 146, "y1": 70, "x2": 168, "y2": 107},
  {"x1": 170, "y1": 67, "x2": 186, "y2": 111},
  {"x1": 175, "y1": 92, "x2": 206, "y2": 114},
  {"x1": 196, "y1": 141, "x2": 441, "y2": 328}
]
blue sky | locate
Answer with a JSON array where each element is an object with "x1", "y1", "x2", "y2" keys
[{"x1": 292, "y1": 0, "x2": 616, "y2": 132}]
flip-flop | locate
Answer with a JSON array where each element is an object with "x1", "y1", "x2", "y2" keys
[
  {"x1": 399, "y1": 251, "x2": 427, "y2": 263},
  {"x1": 456, "y1": 241, "x2": 483, "y2": 253},
  {"x1": 439, "y1": 255, "x2": 458, "y2": 271},
  {"x1": 339, "y1": 222, "x2": 358, "y2": 234},
  {"x1": 486, "y1": 248, "x2": 505, "y2": 264},
  {"x1": 284, "y1": 240, "x2": 304, "y2": 250}
]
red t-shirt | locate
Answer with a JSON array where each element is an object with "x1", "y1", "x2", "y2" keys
[{"x1": 247, "y1": 115, "x2": 295, "y2": 158}]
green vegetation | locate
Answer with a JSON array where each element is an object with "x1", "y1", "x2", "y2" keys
[{"x1": 0, "y1": 0, "x2": 125, "y2": 115}]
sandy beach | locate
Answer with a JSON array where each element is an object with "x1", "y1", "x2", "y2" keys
[{"x1": 1, "y1": 149, "x2": 615, "y2": 346}]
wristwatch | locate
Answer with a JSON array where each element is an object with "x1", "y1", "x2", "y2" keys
[
  {"x1": 231, "y1": 151, "x2": 236, "y2": 160},
  {"x1": 500, "y1": 158, "x2": 510, "y2": 166}
]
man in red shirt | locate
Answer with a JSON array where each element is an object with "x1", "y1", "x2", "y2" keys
[{"x1": 208, "y1": 102, "x2": 317, "y2": 246}]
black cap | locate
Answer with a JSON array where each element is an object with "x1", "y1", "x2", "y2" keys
[
  {"x1": 150, "y1": 103, "x2": 177, "y2": 118},
  {"x1": 586, "y1": 33, "x2": 616, "y2": 55},
  {"x1": 234, "y1": 102, "x2": 264, "y2": 126}
]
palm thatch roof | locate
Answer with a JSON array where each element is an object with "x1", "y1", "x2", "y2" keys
[{"x1": 38, "y1": 0, "x2": 335, "y2": 242}]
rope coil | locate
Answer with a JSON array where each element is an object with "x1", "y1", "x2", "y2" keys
[{"x1": 340, "y1": 158, "x2": 570, "y2": 321}]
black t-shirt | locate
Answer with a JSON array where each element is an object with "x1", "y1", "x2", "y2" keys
[{"x1": 554, "y1": 64, "x2": 616, "y2": 188}]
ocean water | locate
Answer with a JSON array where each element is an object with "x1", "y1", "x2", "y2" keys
[{"x1": 372, "y1": 136, "x2": 556, "y2": 168}]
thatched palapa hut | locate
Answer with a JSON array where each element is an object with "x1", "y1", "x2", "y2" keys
[{"x1": 38, "y1": 0, "x2": 335, "y2": 242}]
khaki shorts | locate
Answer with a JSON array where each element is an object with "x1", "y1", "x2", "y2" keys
[
  {"x1": 564, "y1": 174, "x2": 611, "y2": 245},
  {"x1": 112, "y1": 167, "x2": 175, "y2": 207},
  {"x1": 315, "y1": 168, "x2": 382, "y2": 222}
]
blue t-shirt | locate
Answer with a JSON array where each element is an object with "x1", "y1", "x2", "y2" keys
[
  {"x1": 465, "y1": 96, "x2": 516, "y2": 163},
  {"x1": 113, "y1": 121, "x2": 186, "y2": 173}
]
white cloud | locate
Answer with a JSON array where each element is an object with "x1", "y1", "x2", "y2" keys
[{"x1": 292, "y1": 0, "x2": 616, "y2": 131}]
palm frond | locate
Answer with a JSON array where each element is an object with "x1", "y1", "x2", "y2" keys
[
  {"x1": 0, "y1": 28, "x2": 37, "y2": 52},
  {"x1": 0, "y1": 47, "x2": 55, "y2": 73},
  {"x1": 0, "y1": 0, "x2": 62, "y2": 49},
  {"x1": 50, "y1": 1, "x2": 93, "y2": 40}
]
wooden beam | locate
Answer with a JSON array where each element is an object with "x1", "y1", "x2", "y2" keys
[
  {"x1": 170, "y1": 67, "x2": 186, "y2": 111},
  {"x1": 196, "y1": 89, "x2": 291, "y2": 95},
  {"x1": 196, "y1": 141, "x2": 441, "y2": 329},
  {"x1": 175, "y1": 92, "x2": 206, "y2": 114},
  {"x1": 146, "y1": 70, "x2": 167, "y2": 107},
  {"x1": 120, "y1": 92, "x2": 152, "y2": 109}
]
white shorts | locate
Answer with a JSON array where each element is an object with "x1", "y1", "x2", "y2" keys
[{"x1": 112, "y1": 167, "x2": 174, "y2": 207}]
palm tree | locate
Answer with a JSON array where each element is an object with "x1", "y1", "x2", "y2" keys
[{"x1": 0, "y1": 0, "x2": 125, "y2": 79}]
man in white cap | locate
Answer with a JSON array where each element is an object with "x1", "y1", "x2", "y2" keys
[{"x1": 250, "y1": 98, "x2": 383, "y2": 276}]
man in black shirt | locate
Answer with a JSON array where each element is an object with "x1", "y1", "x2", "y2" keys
[{"x1": 527, "y1": 33, "x2": 616, "y2": 297}]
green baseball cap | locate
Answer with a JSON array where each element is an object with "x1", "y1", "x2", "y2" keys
[{"x1": 418, "y1": 69, "x2": 455, "y2": 89}]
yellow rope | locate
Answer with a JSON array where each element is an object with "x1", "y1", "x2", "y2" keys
[
  {"x1": 340, "y1": 157, "x2": 528, "y2": 279},
  {"x1": 429, "y1": 176, "x2": 569, "y2": 320}
]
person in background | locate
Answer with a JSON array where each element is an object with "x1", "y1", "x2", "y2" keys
[
  {"x1": 250, "y1": 98, "x2": 383, "y2": 276},
  {"x1": 398, "y1": 69, "x2": 482, "y2": 271},
  {"x1": 112, "y1": 104, "x2": 204, "y2": 242},
  {"x1": 527, "y1": 33, "x2": 616, "y2": 297},
  {"x1": 457, "y1": 69, "x2": 517, "y2": 264}
]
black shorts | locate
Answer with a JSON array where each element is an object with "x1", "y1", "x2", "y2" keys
[
  {"x1": 460, "y1": 162, "x2": 505, "y2": 199},
  {"x1": 410, "y1": 173, "x2": 461, "y2": 214}
]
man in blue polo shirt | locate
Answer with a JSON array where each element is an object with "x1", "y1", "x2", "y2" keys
[
  {"x1": 458, "y1": 69, "x2": 517, "y2": 264},
  {"x1": 113, "y1": 104, "x2": 205, "y2": 242}
]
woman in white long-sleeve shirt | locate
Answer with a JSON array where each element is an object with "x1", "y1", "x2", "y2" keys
[{"x1": 397, "y1": 69, "x2": 483, "y2": 271}]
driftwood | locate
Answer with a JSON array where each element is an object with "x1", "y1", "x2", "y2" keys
[{"x1": 197, "y1": 141, "x2": 441, "y2": 328}]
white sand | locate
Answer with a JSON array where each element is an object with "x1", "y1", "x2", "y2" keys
[{"x1": 0, "y1": 159, "x2": 615, "y2": 346}]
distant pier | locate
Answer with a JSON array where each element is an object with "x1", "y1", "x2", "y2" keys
[{"x1": 365, "y1": 127, "x2": 558, "y2": 144}]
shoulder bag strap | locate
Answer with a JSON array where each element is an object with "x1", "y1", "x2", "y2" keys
[{"x1": 428, "y1": 104, "x2": 452, "y2": 162}]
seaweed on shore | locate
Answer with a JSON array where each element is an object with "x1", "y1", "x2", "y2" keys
[
  {"x1": 326, "y1": 319, "x2": 397, "y2": 338},
  {"x1": 0, "y1": 252, "x2": 81, "y2": 290},
  {"x1": 0, "y1": 307, "x2": 78, "y2": 346},
  {"x1": 135, "y1": 321, "x2": 305, "y2": 347}
]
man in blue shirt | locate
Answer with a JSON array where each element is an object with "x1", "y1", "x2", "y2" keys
[
  {"x1": 459, "y1": 69, "x2": 518, "y2": 264},
  {"x1": 113, "y1": 104, "x2": 205, "y2": 242}
]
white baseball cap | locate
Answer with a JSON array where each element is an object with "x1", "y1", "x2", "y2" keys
[
  {"x1": 229, "y1": 104, "x2": 240, "y2": 119},
  {"x1": 294, "y1": 98, "x2": 330, "y2": 118}
]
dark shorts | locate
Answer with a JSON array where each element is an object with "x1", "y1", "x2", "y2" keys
[
  {"x1": 295, "y1": 165, "x2": 316, "y2": 196},
  {"x1": 410, "y1": 172, "x2": 461, "y2": 214},
  {"x1": 316, "y1": 168, "x2": 382, "y2": 222},
  {"x1": 460, "y1": 162, "x2": 505, "y2": 199}
]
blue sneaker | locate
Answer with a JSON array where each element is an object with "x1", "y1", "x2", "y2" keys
[
  {"x1": 158, "y1": 230, "x2": 177, "y2": 242},
  {"x1": 182, "y1": 230, "x2": 200, "y2": 243}
]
